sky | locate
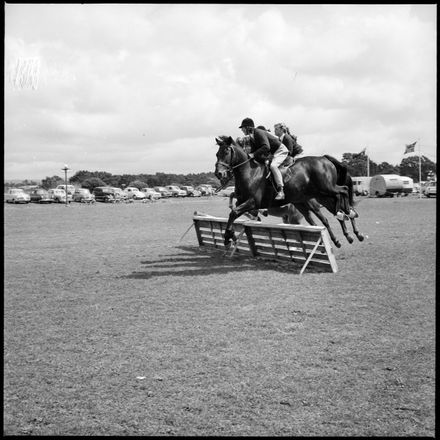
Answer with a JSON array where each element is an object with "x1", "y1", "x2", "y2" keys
[{"x1": 4, "y1": 3, "x2": 437, "y2": 181}]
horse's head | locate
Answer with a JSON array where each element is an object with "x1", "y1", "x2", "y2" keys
[{"x1": 214, "y1": 135, "x2": 236, "y2": 185}]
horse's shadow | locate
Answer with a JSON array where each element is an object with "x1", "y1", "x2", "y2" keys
[{"x1": 120, "y1": 245, "x2": 326, "y2": 280}]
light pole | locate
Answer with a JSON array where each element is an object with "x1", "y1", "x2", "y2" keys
[{"x1": 61, "y1": 164, "x2": 70, "y2": 206}]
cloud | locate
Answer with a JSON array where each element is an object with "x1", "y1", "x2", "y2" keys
[{"x1": 4, "y1": 4, "x2": 436, "y2": 180}]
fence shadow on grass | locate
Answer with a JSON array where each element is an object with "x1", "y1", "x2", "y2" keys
[{"x1": 121, "y1": 245, "x2": 329, "y2": 280}]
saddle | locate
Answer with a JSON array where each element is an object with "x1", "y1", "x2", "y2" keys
[{"x1": 265, "y1": 155, "x2": 296, "y2": 185}]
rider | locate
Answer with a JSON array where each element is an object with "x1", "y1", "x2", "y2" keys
[
  {"x1": 274, "y1": 122, "x2": 303, "y2": 160},
  {"x1": 239, "y1": 117, "x2": 288, "y2": 200}
]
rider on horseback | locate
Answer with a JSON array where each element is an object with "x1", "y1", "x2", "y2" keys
[
  {"x1": 239, "y1": 117, "x2": 288, "y2": 201},
  {"x1": 274, "y1": 122, "x2": 303, "y2": 161}
]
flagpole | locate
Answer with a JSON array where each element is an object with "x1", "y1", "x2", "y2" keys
[{"x1": 366, "y1": 147, "x2": 370, "y2": 177}]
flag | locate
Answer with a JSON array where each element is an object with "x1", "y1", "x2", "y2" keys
[
  {"x1": 404, "y1": 142, "x2": 417, "y2": 154},
  {"x1": 353, "y1": 148, "x2": 366, "y2": 159}
]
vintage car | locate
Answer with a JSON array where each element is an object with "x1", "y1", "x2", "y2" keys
[
  {"x1": 165, "y1": 185, "x2": 187, "y2": 197},
  {"x1": 424, "y1": 181, "x2": 436, "y2": 198},
  {"x1": 30, "y1": 188, "x2": 53, "y2": 204},
  {"x1": 124, "y1": 187, "x2": 146, "y2": 200},
  {"x1": 48, "y1": 188, "x2": 73, "y2": 203},
  {"x1": 73, "y1": 188, "x2": 95, "y2": 203},
  {"x1": 113, "y1": 187, "x2": 131, "y2": 202},
  {"x1": 180, "y1": 185, "x2": 201, "y2": 197},
  {"x1": 141, "y1": 188, "x2": 161, "y2": 200},
  {"x1": 93, "y1": 186, "x2": 117, "y2": 203},
  {"x1": 196, "y1": 184, "x2": 215, "y2": 196},
  {"x1": 56, "y1": 184, "x2": 76, "y2": 196},
  {"x1": 4, "y1": 188, "x2": 31, "y2": 204},
  {"x1": 154, "y1": 186, "x2": 173, "y2": 198}
]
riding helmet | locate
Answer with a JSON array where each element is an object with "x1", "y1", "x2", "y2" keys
[{"x1": 239, "y1": 118, "x2": 255, "y2": 129}]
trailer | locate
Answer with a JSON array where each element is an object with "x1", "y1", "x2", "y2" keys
[
  {"x1": 400, "y1": 176, "x2": 414, "y2": 195},
  {"x1": 369, "y1": 174, "x2": 403, "y2": 197},
  {"x1": 352, "y1": 176, "x2": 372, "y2": 196}
]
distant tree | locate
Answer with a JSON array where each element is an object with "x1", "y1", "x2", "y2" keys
[
  {"x1": 41, "y1": 175, "x2": 64, "y2": 190},
  {"x1": 128, "y1": 180, "x2": 148, "y2": 190},
  {"x1": 399, "y1": 155, "x2": 436, "y2": 182},
  {"x1": 42, "y1": 169, "x2": 221, "y2": 190},
  {"x1": 376, "y1": 162, "x2": 400, "y2": 175},
  {"x1": 81, "y1": 177, "x2": 107, "y2": 192},
  {"x1": 105, "y1": 175, "x2": 123, "y2": 187},
  {"x1": 70, "y1": 170, "x2": 95, "y2": 184},
  {"x1": 341, "y1": 152, "x2": 377, "y2": 176}
]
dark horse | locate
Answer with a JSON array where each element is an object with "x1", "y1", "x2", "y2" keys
[{"x1": 214, "y1": 135, "x2": 364, "y2": 247}]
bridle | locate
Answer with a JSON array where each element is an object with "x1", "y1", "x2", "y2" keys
[
  {"x1": 215, "y1": 142, "x2": 251, "y2": 193},
  {"x1": 215, "y1": 143, "x2": 251, "y2": 173}
]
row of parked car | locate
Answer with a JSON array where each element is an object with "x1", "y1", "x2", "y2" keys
[{"x1": 4, "y1": 184, "x2": 216, "y2": 204}]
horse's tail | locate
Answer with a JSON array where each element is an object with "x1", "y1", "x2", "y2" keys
[
  {"x1": 345, "y1": 174, "x2": 355, "y2": 207},
  {"x1": 323, "y1": 154, "x2": 355, "y2": 206}
]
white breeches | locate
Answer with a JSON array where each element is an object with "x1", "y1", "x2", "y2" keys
[{"x1": 270, "y1": 145, "x2": 289, "y2": 187}]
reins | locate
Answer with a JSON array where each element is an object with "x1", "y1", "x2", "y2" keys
[{"x1": 215, "y1": 144, "x2": 251, "y2": 193}]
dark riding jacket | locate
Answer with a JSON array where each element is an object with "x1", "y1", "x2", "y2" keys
[
  {"x1": 281, "y1": 133, "x2": 303, "y2": 158},
  {"x1": 250, "y1": 128, "x2": 283, "y2": 162}
]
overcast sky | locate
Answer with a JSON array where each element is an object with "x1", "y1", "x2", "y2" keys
[{"x1": 4, "y1": 3, "x2": 437, "y2": 181}]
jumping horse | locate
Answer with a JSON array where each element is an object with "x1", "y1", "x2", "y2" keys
[{"x1": 214, "y1": 135, "x2": 364, "y2": 248}]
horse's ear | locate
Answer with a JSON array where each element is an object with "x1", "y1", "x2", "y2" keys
[
  {"x1": 228, "y1": 136, "x2": 235, "y2": 145},
  {"x1": 215, "y1": 137, "x2": 221, "y2": 145}
]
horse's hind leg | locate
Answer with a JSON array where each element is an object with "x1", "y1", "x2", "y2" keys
[
  {"x1": 348, "y1": 212, "x2": 364, "y2": 242},
  {"x1": 318, "y1": 196, "x2": 354, "y2": 244},
  {"x1": 300, "y1": 201, "x2": 342, "y2": 248}
]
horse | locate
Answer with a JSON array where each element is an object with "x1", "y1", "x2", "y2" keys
[{"x1": 214, "y1": 135, "x2": 364, "y2": 247}]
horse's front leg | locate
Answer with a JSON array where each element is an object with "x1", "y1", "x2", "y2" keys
[{"x1": 224, "y1": 198, "x2": 257, "y2": 247}]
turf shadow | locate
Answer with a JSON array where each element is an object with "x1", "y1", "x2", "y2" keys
[{"x1": 121, "y1": 245, "x2": 326, "y2": 280}]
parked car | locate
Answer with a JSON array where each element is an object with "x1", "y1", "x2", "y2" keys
[
  {"x1": 48, "y1": 188, "x2": 72, "y2": 203},
  {"x1": 217, "y1": 186, "x2": 235, "y2": 197},
  {"x1": 113, "y1": 187, "x2": 131, "y2": 202},
  {"x1": 56, "y1": 184, "x2": 76, "y2": 196},
  {"x1": 4, "y1": 188, "x2": 31, "y2": 204},
  {"x1": 154, "y1": 186, "x2": 173, "y2": 198},
  {"x1": 92, "y1": 186, "x2": 117, "y2": 203},
  {"x1": 180, "y1": 185, "x2": 201, "y2": 197},
  {"x1": 124, "y1": 187, "x2": 146, "y2": 200},
  {"x1": 165, "y1": 185, "x2": 187, "y2": 197},
  {"x1": 424, "y1": 181, "x2": 436, "y2": 198},
  {"x1": 196, "y1": 184, "x2": 215, "y2": 196},
  {"x1": 141, "y1": 188, "x2": 161, "y2": 200},
  {"x1": 73, "y1": 188, "x2": 95, "y2": 203},
  {"x1": 30, "y1": 188, "x2": 52, "y2": 204}
]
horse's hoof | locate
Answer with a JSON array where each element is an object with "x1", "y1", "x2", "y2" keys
[
  {"x1": 349, "y1": 208, "x2": 359, "y2": 219},
  {"x1": 335, "y1": 241, "x2": 342, "y2": 248},
  {"x1": 346, "y1": 235, "x2": 354, "y2": 244},
  {"x1": 335, "y1": 210, "x2": 349, "y2": 221},
  {"x1": 356, "y1": 233, "x2": 365, "y2": 242}
]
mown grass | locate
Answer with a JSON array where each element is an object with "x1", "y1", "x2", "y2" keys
[{"x1": 3, "y1": 196, "x2": 436, "y2": 436}]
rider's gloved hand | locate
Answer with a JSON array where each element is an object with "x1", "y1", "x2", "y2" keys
[{"x1": 248, "y1": 153, "x2": 254, "y2": 159}]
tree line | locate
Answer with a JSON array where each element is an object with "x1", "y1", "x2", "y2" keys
[
  {"x1": 5, "y1": 153, "x2": 436, "y2": 191},
  {"x1": 341, "y1": 152, "x2": 436, "y2": 182}
]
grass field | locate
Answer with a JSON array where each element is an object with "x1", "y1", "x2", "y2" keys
[{"x1": 3, "y1": 196, "x2": 436, "y2": 436}]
